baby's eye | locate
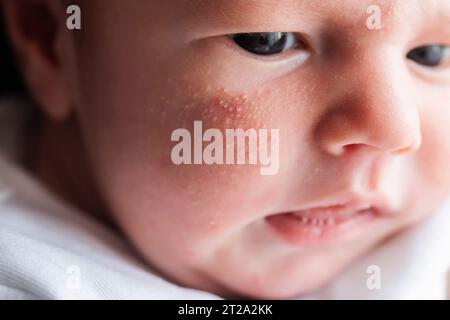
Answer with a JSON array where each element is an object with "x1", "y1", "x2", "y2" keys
[
  {"x1": 407, "y1": 45, "x2": 450, "y2": 67},
  {"x1": 232, "y1": 32, "x2": 300, "y2": 56}
]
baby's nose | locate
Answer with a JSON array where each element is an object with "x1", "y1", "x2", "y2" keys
[{"x1": 315, "y1": 57, "x2": 422, "y2": 157}]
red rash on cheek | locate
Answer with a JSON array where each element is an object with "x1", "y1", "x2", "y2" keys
[
  {"x1": 201, "y1": 87, "x2": 275, "y2": 128},
  {"x1": 216, "y1": 95, "x2": 248, "y2": 119}
]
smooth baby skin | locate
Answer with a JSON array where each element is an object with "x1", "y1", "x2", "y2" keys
[{"x1": 3, "y1": 0, "x2": 450, "y2": 298}]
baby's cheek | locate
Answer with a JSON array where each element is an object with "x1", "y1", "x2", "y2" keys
[
  {"x1": 151, "y1": 86, "x2": 291, "y2": 219},
  {"x1": 181, "y1": 85, "x2": 284, "y2": 129},
  {"x1": 415, "y1": 106, "x2": 450, "y2": 197}
]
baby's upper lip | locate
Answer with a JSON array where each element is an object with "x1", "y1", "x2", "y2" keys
[
  {"x1": 278, "y1": 192, "x2": 393, "y2": 219},
  {"x1": 291, "y1": 203, "x2": 372, "y2": 220}
]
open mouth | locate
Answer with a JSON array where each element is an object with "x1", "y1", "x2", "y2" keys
[{"x1": 265, "y1": 202, "x2": 386, "y2": 247}]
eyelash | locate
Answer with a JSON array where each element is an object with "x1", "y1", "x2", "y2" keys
[
  {"x1": 407, "y1": 45, "x2": 450, "y2": 68},
  {"x1": 230, "y1": 32, "x2": 450, "y2": 69},
  {"x1": 230, "y1": 32, "x2": 307, "y2": 58}
]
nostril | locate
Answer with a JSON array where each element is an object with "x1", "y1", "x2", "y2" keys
[
  {"x1": 343, "y1": 144, "x2": 362, "y2": 154},
  {"x1": 393, "y1": 147, "x2": 413, "y2": 156},
  {"x1": 392, "y1": 140, "x2": 422, "y2": 155},
  {"x1": 327, "y1": 142, "x2": 366, "y2": 157},
  {"x1": 324, "y1": 128, "x2": 423, "y2": 157},
  {"x1": 335, "y1": 143, "x2": 379, "y2": 158}
]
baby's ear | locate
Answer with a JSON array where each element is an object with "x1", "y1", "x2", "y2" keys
[{"x1": 2, "y1": 0, "x2": 73, "y2": 121}]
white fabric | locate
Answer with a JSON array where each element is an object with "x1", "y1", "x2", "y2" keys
[
  {"x1": 0, "y1": 97, "x2": 449, "y2": 300},
  {"x1": 0, "y1": 155, "x2": 220, "y2": 300}
]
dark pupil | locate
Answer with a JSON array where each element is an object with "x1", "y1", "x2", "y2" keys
[
  {"x1": 407, "y1": 45, "x2": 445, "y2": 67},
  {"x1": 233, "y1": 32, "x2": 288, "y2": 56}
]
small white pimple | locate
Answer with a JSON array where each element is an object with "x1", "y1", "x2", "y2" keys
[
  {"x1": 326, "y1": 217, "x2": 335, "y2": 226},
  {"x1": 310, "y1": 227, "x2": 321, "y2": 236}
]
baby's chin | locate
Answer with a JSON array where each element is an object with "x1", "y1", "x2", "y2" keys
[
  {"x1": 198, "y1": 247, "x2": 364, "y2": 299},
  {"x1": 177, "y1": 213, "x2": 400, "y2": 299}
]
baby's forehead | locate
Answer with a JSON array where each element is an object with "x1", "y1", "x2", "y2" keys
[
  {"x1": 163, "y1": 0, "x2": 447, "y2": 50},
  {"x1": 182, "y1": 0, "x2": 448, "y2": 26},
  {"x1": 73, "y1": 0, "x2": 450, "y2": 49},
  {"x1": 80, "y1": 0, "x2": 449, "y2": 33}
]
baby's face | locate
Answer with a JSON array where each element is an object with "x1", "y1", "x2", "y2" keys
[{"x1": 67, "y1": 0, "x2": 450, "y2": 298}]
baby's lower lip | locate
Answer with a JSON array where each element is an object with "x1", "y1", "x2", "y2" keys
[{"x1": 265, "y1": 205, "x2": 382, "y2": 248}]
